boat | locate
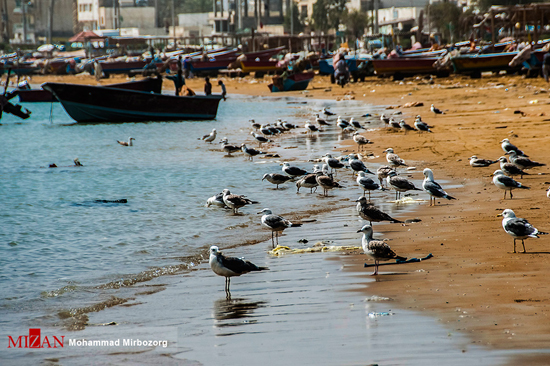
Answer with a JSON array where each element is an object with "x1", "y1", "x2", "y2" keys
[
  {"x1": 268, "y1": 72, "x2": 314, "y2": 92},
  {"x1": 18, "y1": 77, "x2": 163, "y2": 103},
  {"x1": 450, "y1": 52, "x2": 520, "y2": 75},
  {"x1": 240, "y1": 60, "x2": 281, "y2": 73},
  {"x1": 42, "y1": 81, "x2": 223, "y2": 122},
  {"x1": 371, "y1": 57, "x2": 446, "y2": 77}
]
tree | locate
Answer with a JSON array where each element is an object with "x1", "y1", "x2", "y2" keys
[
  {"x1": 311, "y1": 0, "x2": 348, "y2": 33},
  {"x1": 283, "y1": 2, "x2": 305, "y2": 34},
  {"x1": 426, "y1": 1, "x2": 462, "y2": 43},
  {"x1": 345, "y1": 10, "x2": 368, "y2": 47}
]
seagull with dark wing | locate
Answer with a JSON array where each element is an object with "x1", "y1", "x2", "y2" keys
[
  {"x1": 117, "y1": 137, "x2": 135, "y2": 146},
  {"x1": 262, "y1": 173, "x2": 292, "y2": 189},
  {"x1": 296, "y1": 166, "x2": 319, "y2": 193},
  {"x1": 492, "y1": 170, "x2": 529, "y2": 199},
  {"x1": 206, "y1": 192, "x2": 227, "y2": 208},
  {"x1": 209, "y1": 246, "x2": 268, "y2": 295},
  {"x1": 350, "y1": 118, "x2": 364, "y2": 129},
  {"x1": 431, "y1": 104, "x2": 444, "y2": 116},
  {"x1": 414, "y1": 116, "x2": 433, "y2": 133},
  {"x1": 73, "y1": 158, "x2": 83, "y2": 167},
  {"x1": 259, "y1": 208, "x2": 302, "y2": 248},
  {"x1": 241, "y1": 144, "x2": 264, "y2": 161},
  {"x1": 356, "y1": 196, "x2": 402, "y2": 225},
  {"x1": 422, "y1": 168, "x2": 456, "y2": 206},
  {"x1": 352, "y1": 132, "x2": 372, "y2": 152},
  {"x1": 315, "y1": 114, "x2": 330, "y2": 125},
  {"x1": 249, "y1": 119, "x2": 261, "y2": 130},
  {"x1": 324, "y1": 153, "x2": 346, "y2": 175},
  {"x1": 201, "y1": 128, "x2": 217, "y2": 143},
  {"x1": 380, "y1": 113, "x2": 390, "y2": 125},
  {"x1": 498, "y1": 156, "x2": 529, "y2": 179},
  {"x1": 222, "y1": 189, "x2": 256, "y2": 214},
  {"x1": 376, "y1": 165, "x2": 394, "y2": 188},
  {"x1": 337, "y1": 116, "x2": 350, "y2": 132},
  {"x1": 357, "y1": 224, "x2": 406, "y2": 275},
  {"x1": 498, "y1": 209, "x2": 548, "y2": 253},
  {"x1": 386, "y1": 171, "x2": 422, "y2": 200},
  {"x1": 468, "y1": 155, "x2": 498, "y2": 167},
  {"x1": 315, "y1": 170, "x2": 343, "y2": 196},
  {"x1": 389, "y1": 117, "x2": 401, "y2": 129},
  {"x1": 506, "y1": 150, "x2": 545, "y2": 172},
  {"x1": 250, "y1": 131, "x2": 271, "y2": 147},
  {"x1": 356, "y1": 172, "x2": 381, "y2": 200},
  {"x1": 281, "y1": 162, "x2": 308, "y2": 178},
  {"x1": 500, "y1": 138, "x2": 528, "y2": 157},
  {"x1": 383, "y1": 148, "x2": 408, "y2": 168},
  {"x1": 323, "y1": 107, "x2": 336, "y2": 116},
  {"x1": 220, "y1": 139, "x2": 241, "y2": 156},
  {"x1": 399, "y1": 119, "x2": 416, "y2": 134},
  {"x1": 348, "y1": 154, "x2": 375, "y2": 176},
  {"x1": 305, "y1": 121, "x2": 320, "y2": 134}
]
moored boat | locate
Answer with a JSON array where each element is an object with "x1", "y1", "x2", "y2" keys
[
  {"x1": 451, "y1": 52, "x2": 519, "y2": 75},
  {"x1": 240, "y1": 60, "x2": 281, "y2": 73},
  {"x1": 268, "y1": 72, "x2": 314, "y2": 92},
  {"x1": 371, "y1": 57, "x2": 446, "y2": 77},
  {"x1": 42, "y1": 81, "x2": 223, "y2": 123}
]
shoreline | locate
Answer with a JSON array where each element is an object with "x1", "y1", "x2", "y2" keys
[{"x1": 22, "y1": 71, "x2": 550, "y2": 360}]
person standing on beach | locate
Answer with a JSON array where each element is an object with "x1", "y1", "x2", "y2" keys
[
  {"x1": 543, "y1": 52, "x2": 550, "y2": 83},
  {"x1": 218, "y1": 80, "x2": 227, "y2": 100},
  {"x1": 166, "y1": 69, "x2": 185, "y2": 95},
  {"x1": 204, "y1": 77, "x2": 212, "y2": 96}
]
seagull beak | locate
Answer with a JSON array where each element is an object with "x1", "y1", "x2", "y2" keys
[
  {"x1": 356, "y1": 229, "x2": 362, "y2": 233},
  {"x1": 496, "y1": 213, "x2": 503, "y2": 217}
]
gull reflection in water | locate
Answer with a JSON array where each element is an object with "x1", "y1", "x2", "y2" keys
[{"x1": 212, "y1": 297, "x2": 268, "y2": 334}]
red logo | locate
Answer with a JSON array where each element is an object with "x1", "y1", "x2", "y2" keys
[{"x1": 7, "y1": 328, "x2": 64, "y2": 348}]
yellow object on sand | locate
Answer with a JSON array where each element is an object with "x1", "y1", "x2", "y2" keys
[{"x1": 269, "y1": 242, "x2": 361, "y2": 256}]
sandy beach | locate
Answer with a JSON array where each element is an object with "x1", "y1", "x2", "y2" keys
[{"x1": 22, "y1": 70, "x2": 550, "y2": 363}]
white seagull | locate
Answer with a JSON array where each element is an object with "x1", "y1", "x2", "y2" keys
[
  {"x1": 356, "y1": 196, "x2": 402, "y2": 225},
  {"x1": 201, "y1": 128, "x2": 217, "y2": 143},
  {"x1": 356, "y1": 172, "x2": 381, "y2": 200},
  {"x1": 259, "y1": 208, "x2": 302, "y2": 248},
  {"x1": 352, "y1": 132, "x2": 372, "y2": 152},
  {"x1": 357, "y1": 224, "x2": 406, "y2": 275},
  {"x1": 349, "y1": 154, "x2": 375, "y2": 175},
  {"x1": 500, "y1": 138, "x2": 527, "y2": 157},
  {"x1": 209, "y1": 246, "x2": 268, "y2": 295},
  {"x1": 117, "y1": 137, "x2": 135, "y2": 146},
  {"x1": 387, "y1": 171, "x2": 422, "y2": 200},
  {"x1": 498, "y1": 209, "x2": 548, "y2": 253},
  {"x1": 498, "y1": 156, "x2": 529, "y2": 179},
  {"x1": 222, "y1": 189, "x2": 256, "y2": 213},
  {"x1": 492, "y1": 170, "x2": 529, "y2": 199},
  {"x1": 383, "y1": 148, "x2": 408, "y2": 168},
  {"x1": 414, "y1": 116, "x2": 433, "y2": 133},
  {"x1": 506, "y1": 150, "x2": 545, "y2": 172},
  {"x1": 468, "y1": 155, "x2": 498, "y2": 167},
  {"x1": 281, "y1": 162, "x2": 308, "y2": 178},
  {"x1": 324, "y1": 153, "x2": 346, "y2": 175},
  {"x1": 206, "y1": 192, "x2": 227, "y2": 208},
  {"x1": 422, "y1": 168, "x2": 456, "y2": 206},
  {"x1": 262, "y1": 173, "x2": 292, "y2": 189},
  {"x1": 431, "y1": 104, "x2": 444, "y2": 116},
  {"x1": 250, "y1": 131, "x2": 271, "y2": 146}
]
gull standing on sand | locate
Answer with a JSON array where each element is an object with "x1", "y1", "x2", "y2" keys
[
  {"x1": 383, "y1": 148, "x2": 408, "y2": 168},
  {"x1": 259, "y1": 208, "x2": 302, "y2": 248},
  {"x1": 222, "y1": 189, "x2": 256, "y2": 213},
  {"x1": 349, "y1": 154, "x2": 375, "y2": 175},
  {"x1": 377, "y1": 165, "x2": 394, "y2": 188},
  {"x1": 250, "y1": 119, "x2": 261, "y2": 130},
  {"x1": 492, "y1": 170, "x2": 529, "y2": 199},
  {"x1": 506, "y1": 150, "x2": 546, "y2": 172},
  {"x1": 501, "y1": 138, "x2": 527, "y2": 157},
  {"x1": 281, "y1": 162, "x2": 308, "y2": 178},
  {"x1": 220, "y1": 139, "x2": 241, "y2": 156},
  {"x1": 202, "y1": 128, "x2": 217, "y2": 143},
  {"x1": 357, "y1": 224, "x2": 406, "y2": 275},
  {"x1": 315, "y1": 114, "x2": 329, "y2": 125},
  {"x1": 389, "y1": 117, "x2": 401, "y2": 129},
  {"x1": 356, "y1": 196, "x2": 402, "y2": 225},
  {"x1": 305, "y1": 121, "x2": 320, "y2": 134},
  {"x1": 356, "y1": 172, "x2": 380, "y2": 200},
  {"x1": 431, "y1": 104, "x2": 444, "y2": 116},
  {"x1": 422, "y1": 168, "x2": 456, "y2": 206},
  {"x1": 209, "y1": 246, "x2": 268, "y2": 295},
  {"x1": 315, "y1": 171, "x2": 343, "y2": 196},
  {"x1": 468, "y1": 155, "x2": 498, "y2": 167},
  {"x1": 262, "y1": 173, "x2": 292, "y2": 189},
  {"x1": 250, "y1": 131, "x2": 271, "y2": 146},
  {"x1": 350, "y1": 118, "x2": 364, "y2": 129},
  {"x1": 353, "y1": 132, "x2": 372, "y2": 152},
  {"x1": 387, "y1": 171, "x2": 422, "y2": 200},
  {"x1": 498, "y1": 156, "x2": 529, "y2": 179},
  {"x1": 414, "y1": 116, "x2": 433, "y2": 133},
  {"x1": 498, "y1": 209, "x2": 548, "y2": 253},
  {"x1": 117, "y1": 137, "x2": 135, "y2": 146},
  {"x1": 399, "y1": 119, "x2": 416, "y2": 134},
  {"x1": 241, "y1": 144, "x2": 264, "y2": 161},
  {"x1": 324, "y1": 153, "x2": 346, "y2": 175},
  {"x1": 323, "y1": 107, "x2": 336, "y2": 116},
  {"x1": 380, "y1": 114, "x2": 390, "y2": 125},
  {"x1": 296, "y1": 166, "x2": 319, "y2": 193}
]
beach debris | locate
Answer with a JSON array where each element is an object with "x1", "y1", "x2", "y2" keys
[
  {"x1": 365, "y1": 295, "x2": 392, "y2": 302},
  {"x1": 268, "y1": 243, "x2": 361, "y2": 256},
  {"x1": 368, "y1": 312, "x2": 395, "y2": 319}
]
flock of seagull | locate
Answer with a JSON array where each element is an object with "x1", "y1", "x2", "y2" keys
[{"x1": 205, "y1": 105, "x2": 548, "y2": 294}]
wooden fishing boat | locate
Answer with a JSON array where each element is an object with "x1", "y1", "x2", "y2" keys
[
  {"x1": 19, "y1": 77, "x2": 163, "y2": 103},
  {"x1": 451, "y1": 52, "x2": 519, "y2": 74},
  {"x1": 371, "y1": 57, "x2": 443, "y2": 77},
  {"x1": 42, "y1": 81, "x2": 223, "y2": 123},
  {"x1": 240, "y1": 60, "x2": 281, "y2": 73},
  {"x1": 268, "y1": 72, "x2": 314, "y2": 92}
]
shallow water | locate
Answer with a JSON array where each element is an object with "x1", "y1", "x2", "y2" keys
[{"x1": 0, "y1": 94, "x2": 518, "y2": 364}]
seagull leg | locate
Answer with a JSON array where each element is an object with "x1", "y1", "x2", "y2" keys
[
  {"x1": 510, "y1": 190, "x2": 513, "y2": 199},
  {"x1": 513, "y1": 239, "x2": 517, "y2": 253},
  {"x1": 371, "y1": 260, "x2": 379, "y2": 275},
  {"x1": 271, "y1": 231, "x2": 275, "y2": 248},
  {"x1": 522, "y1": 240, "x2": 526, "y2": 253}
]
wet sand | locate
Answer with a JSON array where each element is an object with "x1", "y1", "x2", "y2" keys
[{"x1": 25, "y1": 71, "x2": 550, "y2": 363}]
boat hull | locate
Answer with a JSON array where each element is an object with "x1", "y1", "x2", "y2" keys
[
  {"x1": 42, "y1": 82, "x2": 223, "y2": 123},
  {"x1": 240, "y1": 60, "x2": 281, "y2": 73},
  {"x1": 372, "y1": 57, "x2": 441, "y2": 76},
  {"x1": 451, "y1": 52, "x2": 519, "y2": 73},
  {"x1": 268, "y1": 72, "x2": 314, "y2": 92}
]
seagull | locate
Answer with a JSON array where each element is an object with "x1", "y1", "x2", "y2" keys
[
  {"x1": 506, "y1": 150, "x2": 545, "y2": 172},
  {"x1": 414, "y1": 116, "x2": 433, "y2": 133},
  {"x1": 315, "y1": 114, "x2": 329, "y2": 125},
  {"x1": 241, "y1": 144, "x2": 264, "y2": 161},
  {"x1": 352, "y1": 132, "x2": 372, "y2": 152},
  {"x1": 73, "y1": 158, "x2": 83, "y2": 167},
  {"x1": 498, "y1": 156, "x2": 529, "y2": 179},
  {"x1": 389, "y1": 117, "x2": 401, "y2": 129},
  {"x1": 117, "y1": 137, "x2": 135, "y2": 146},
  {"x1": 249, "y1": 119, "x2": 261, "y2": 130},
  {"x1": 399, "y1": 119, "x2": 416, "y2": 134},
  {"x1": 349, "y1": 154, "x2": 374, "y2": 175},
  {"x1": 206, "y1": 192, "x2": 227, "y2": 208},
  {"x1": 492, "y1": 170, "x2": 529, "y2": 199},
  {"x1": 262, "y1": 173, "x2": 292, "y2": 189},
  {"x1": 315, "y1": 171, "x2": 343, "y2": 196},
  {"x1": 209, "y1": 246, "x2": 268, "y2": 295},
  {"x1": 422, "y1": 168, "x2": 456, "y2": 206},
  {"x1": 376, "y1": 165, "x2": 394, "y2": 188},
  {"x1": 356, "y1": 172, "x2": 381, "y2": 200},
  {"x1": 357, "y1": 224, "x2": 406, "y2": 275},
  {"x1": 356, "y1": 196, "x2": 402, "y2": 225},
  {"x1": 250, "y1": 131, "x2": 271, "y2": 146},
  {"x1": 202, "y1": 128, "x2": 217, "y2": 143},
  {"x1": 220, "y1": 140, "x2": 241, "y2": 156},
  {"x1": 259, "y1": 124, "x2": 274, "y2": 135},
  {"x1": 337, "y1": 116, "x2": 350, "y2": 132},
  {"x1": 380, "y1": 114, "x2": 390, "y2": 125},
  {"x1": 222, "y1": 189, "x2": 256, "y2": 213},
  {"x1": 468, "y1": 155, "x2": 498, "y2": 167},
  {"x1": 350, "y1": 118, "x2": 364, "y2": 129},
  {"x1": 431, "y1": 104, "x2": 444, "y2": 116},
  {"x1": 282, "y1": 120, "x2": 297, "y2": 129},
  {"x1": 259, "y1": 208, "x2": 302, "y2": 248},
  {"x1": 547, "y1": 186, "x2": 550, "y2": 199},
  {"x1": 498, "y1": 209, "x2": 548, "y2": 253},
  {"x1": 281, "y1": 162, "x2": 308, "y2": 178},
  {"x1": 383, "y1": 148, "x2": 408, "y2": 168},
  {"x1": 324, "y1": 153, "x2": 346, "y2": 175},
  {"x1": 500, "y1": 138, "x2": 527, "y2": 157},
  {"x1": 305, "y1": 121, "x2": 320, "y2": 134},
  {"x1": 296, "y1": 173, "x2": 319, "y2": 193},
  {"x1": 387, "y1": 171, "x2": 422, "y2": 200},
  {"x1": 323, "y1": 107, "x2": 336, "y2": 116}
]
